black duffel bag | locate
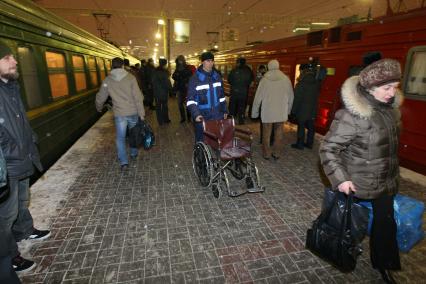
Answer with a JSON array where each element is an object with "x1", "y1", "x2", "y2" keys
[
  {"x1": 128, "y1": 119, "x2": 155, "y2": 150},
  {"x1": 306, "y1": 189, "x2": 368, "y2": 272}
]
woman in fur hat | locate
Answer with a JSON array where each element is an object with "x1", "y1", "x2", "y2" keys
[{"x1": 320, "y1": 59, "x2": 402, "y2": 283}]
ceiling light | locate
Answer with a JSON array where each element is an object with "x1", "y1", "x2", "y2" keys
[
  {"x1": 155, "y1": 43, "x2": 159, "y2": 46},
  {"x1": 203, "y1": 49, "x2": 207, "y2": 52},
  {"x1": 154, "y1": 48, "x2": 158, "y2": 52},
  {"x1": 311, "y1": 22, "x2": 330, "y2": 25},
  {"x1": 194, "y1": 52, "x2": 198, "y2": 56},
  {"x1": 214, "y1": 45, "x2": 218, "y2": 49},
  {"x1": 129, "y1": 39, "x2": 132, "y2": 44},
  {"x1": 158, "y1": 19, "x2": 165, "y2": 25},
  {"x1": 155, "y1": 32, "x2": 161, "y2": 39},
  {"x1": 293, "y1": 27, "x2": 311, "y2": 32}
]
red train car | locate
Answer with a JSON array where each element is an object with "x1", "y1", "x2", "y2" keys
[{"x1": 212, "y1": 8, "x2": 426, "y2": 175}]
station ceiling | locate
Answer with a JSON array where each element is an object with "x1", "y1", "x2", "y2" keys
[{"x1": 33, "y1": 0, "x2": 422, "y2": 63}]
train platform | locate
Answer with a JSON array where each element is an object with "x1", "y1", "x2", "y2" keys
[{"x1": 19, "y1": 99, "x2": 426, "y2": 283}]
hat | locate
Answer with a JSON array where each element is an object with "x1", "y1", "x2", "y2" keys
[
  {"x1": 200, "y1": 51, "x2": 214, "y2": 62},
  {"x1": 159, "y1": 58, "x2": 167, "y2": 66},
  {"x1": 359, "y1": 58, "x2": 401, "y2": 88},
  {"x1": 237, "y1": 57, "x2": 246, "y2": 65},
  {"x1": 267, "y1": 59, "x2": 279, "y2": 70},
  {"x1": 0, "y1": 44, "x2": 13, "y2": 60}
]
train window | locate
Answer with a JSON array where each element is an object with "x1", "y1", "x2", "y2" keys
[
  {"x1": 87, "y1": 56, "x2": 99, "y2": 87},
  {"x1": 97, "y1": 57, "x2": 106, "y2": 81},
  {"x1": 105, "y1": 59, "x2": 111, "y2": 73},
  {"x1": 346, "y1": 31, "x2": 362, "y2": 41},
  {"x1": 17, "y1": 47, "x2": 43, "y2": 109},
  {"x1": 329, "y1": 27, "x2": 341, "y2": 43},
  {"x1": 405, "y1": 51, "x2": 426, "y2": 97},
  {"x1": 45, "y1": 51, "x2": 69, "y2": 98},
  {"x1": 72, "y1": 55, "x2": 87, "y2": 92},
  {"x1": 307, "y1": 31, "x2": 323, "y2": 46}
]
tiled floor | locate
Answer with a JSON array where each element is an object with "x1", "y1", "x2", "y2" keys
[{"x1": 20, "y1": 99, "x2": 426, "y2": 283}]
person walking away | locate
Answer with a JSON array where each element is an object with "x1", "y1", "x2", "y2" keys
[
  {"x1": 96, "y1": 57, "x2": 145, "y2": 171},
  {"x1": 251, "y1": 59, "x2": 294, "y2": 160},
  {"x1": 0, "y1": 44, "x2": 50, "y2": 274},
  {"x1": 187, "y1": 51, "x2": 228, "y2": 142},
  {"x1": 291, "y1": 63, "x2": 321, "y2": 149},
  {"x1": 172, "y1": 55, "x2": 193, "y2": 123},
  {"x1": 228, "y1": 57, "x2": 253, "y2": 124},
  {"x1": 320, "y1": 59, "x2": 402, "y2": 284},
  {"x1": 152, "y1": 58, "x2": 172, "y2": 125},
  {"x1": 143, "y1": 58, "x2": 156, "y2": 110}
]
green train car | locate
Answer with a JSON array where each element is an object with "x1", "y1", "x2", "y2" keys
[{"x1": 0, "y1": 0, "x2": 139, "y2": 172}]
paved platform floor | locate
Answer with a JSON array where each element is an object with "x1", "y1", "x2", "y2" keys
[{"x1": 19, "y1": 99, "x2": 425, "y2": 283}]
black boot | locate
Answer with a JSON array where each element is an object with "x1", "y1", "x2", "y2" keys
[{"x1": 378, "y1": 269, "x2": 397, "y2": 284}]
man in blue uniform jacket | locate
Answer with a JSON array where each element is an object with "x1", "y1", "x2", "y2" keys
[{"x1": 186, "y1": 52, "x2": 227, "y2": 142}]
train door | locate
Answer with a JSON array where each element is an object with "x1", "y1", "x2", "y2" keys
[
  {"x1": 400, "y1": 46, "x2": 426, "y2": 174},
  {"x1": 17, "y1": 45, "x2": 43, "y2": 109},
  {"x1": 315, "y1": 58, "x2": 346, "y2": 134}
]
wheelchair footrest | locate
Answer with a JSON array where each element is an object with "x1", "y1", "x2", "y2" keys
[
  {"x1": 247, "y1": 186, "x2": 265, "y2": 193},
  {"x1": 228, "y1": 189, "x2": 247, "y2": 197}
]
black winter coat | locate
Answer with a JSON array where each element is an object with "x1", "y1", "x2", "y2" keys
[
  {"x1": 172, "y1": 65, "x2": 193, "y2": 93},
  {"x1": 152, "y1": 67, "x2": 172, "y2": 101},
  {"x1": 0, "y1": 79, "x2": 42, "y2": 180},
  {"x1": 228, "y1": 65, "x2": 253, "y2": 96},
  {"x1": 291, "y1": 71, "x2": 321, "y2": 121}
]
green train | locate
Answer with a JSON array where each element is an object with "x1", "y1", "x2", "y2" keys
[{"x1": 0, "y1": 0, "x2": 139, "y2": 172}]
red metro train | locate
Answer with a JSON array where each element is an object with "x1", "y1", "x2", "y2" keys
[{"x1": 212, "y1": 8, "x2": 426, "y2": 175}]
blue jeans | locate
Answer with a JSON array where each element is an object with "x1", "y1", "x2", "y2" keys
[{"x1": 114, "y1": 115, "x2": 139, "y2": 165}]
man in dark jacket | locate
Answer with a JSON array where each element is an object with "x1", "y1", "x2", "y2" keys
[
  {"x1": 291, "y1": 64, "x2": 321, "y2": 149},
  {"x1": 228, "y1": 57, "x2": 253, "y2": 124},
  {"x1": 152, "y1": 58, "x2": 172, "y2": 125},
  {"x1": 0, "y1": 44, "x2": 50, "y2": 274},
  {"x1": 142, "y1": 58, "x2": 156, "y2": 110},
  {"x1": 172, "y1": 55, "x2": 193, "y2": 123},
  {"x1": 187, "y1": 52, "x2": 228, "y2": 142}
]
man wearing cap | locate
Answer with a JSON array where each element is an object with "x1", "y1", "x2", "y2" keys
[
  {"x1": 187, "y1": 52, "x2": 228, "y2": 142},
  {"x1": 152, "y1": 58, "x2": 172, "y2": 125},
  {"x1": 320, "y1": 58, "x2": 403, "y2": 283},
  {"x1": 228, "y1": 57, "x2": 253, "y2": 124},
  {"x1": 0, "y1": 43, "x2": 50, "y2": 274},
  {"x1": 96, "y1": 57, "x2": 145, "y2": 171}
]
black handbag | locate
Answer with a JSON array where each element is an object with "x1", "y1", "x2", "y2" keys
[
  {"x1": 306, "y1": 189, "x2": 368, "y2": 272},
  {"x1": 128, "y1": 119, "x2": 155, "y2": 150}
]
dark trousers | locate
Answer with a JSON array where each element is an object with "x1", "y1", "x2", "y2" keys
[
  {"x1": 296, "y1": 119, "x2": 315, "y2": 147},
  {"x1": 144, "y1": 89, "x2": 154, "y2": 108},
  {"x1": 177, "y1": 91, "x2": 190, "y2": 121},
  {"x1": 0, "y1": 255, "x2": 20, "y2": 283},
  {"x1": 0, "y1": 178, "x2": 33, "y2": 259},
  {"x1": 194, "y1": 122, "x2": 204, "y2": 143},
  {"x1": 370, "y1": 194, "x2": 401, "y2": 270},
  {"x1": 155, "y1": 98, "x2": 169, "y2": 125},
  {"x1": 229, "y1": 94, "x2": 247, "y2": 124}
]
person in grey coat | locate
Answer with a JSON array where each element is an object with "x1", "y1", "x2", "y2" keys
[
  {"x1": 152, "y1": 58, "x2": 172, "y2": 125},
  {"x1": 251, "y1": 59, "x2": 294, "y2": 160},
  {"x1": 320, "y1": 59, "x2": 402, "y2": 283},
  {"x1": 290, "y1": 63, "x2": 321, "y2": 149}
]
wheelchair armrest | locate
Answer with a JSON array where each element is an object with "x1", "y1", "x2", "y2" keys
[
  {"x1": 235, "y1": 127, "x2": 253, "y2": 141},
  {"x1": 204, "y1": 130, "x2": 219, "y2": 141}
]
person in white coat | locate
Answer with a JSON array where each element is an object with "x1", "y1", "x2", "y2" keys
[{"x1": 251, "y1": 60, "x2": 294, "y2": 160}]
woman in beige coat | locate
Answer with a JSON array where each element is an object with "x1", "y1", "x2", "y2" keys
[
  {"x1": 251, "y1": 60, "x2": 294, "y2": 159},
  {"x1": 320, "y1": 59, "x2": 402, "y2": 283}
]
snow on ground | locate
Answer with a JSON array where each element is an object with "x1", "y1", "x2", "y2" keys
[{"x1": 18, "y1": 112, "x2": 113, "y2": 256}]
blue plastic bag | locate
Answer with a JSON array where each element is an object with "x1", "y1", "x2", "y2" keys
[{"x1": 359, "y1": 194, "x2": 425, "y2": 252}]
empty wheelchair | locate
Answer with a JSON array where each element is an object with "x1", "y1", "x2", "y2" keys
[{"x1": 192, "y1": 117, "x2": 264, "y2": 198}]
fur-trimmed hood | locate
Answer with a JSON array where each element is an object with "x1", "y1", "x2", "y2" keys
[{"x1": 341, "y1": 76, "x2": 403, "y2": 119}]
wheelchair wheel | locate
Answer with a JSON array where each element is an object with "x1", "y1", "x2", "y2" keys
[
  {"x1": 192, "y1": 142, "x2": 213, "y2": 187},
  {"x1": 212, "y1": 171, "x2": 229, "y2": 199},
  {"x1": 229, "y1": 158, "x2": 246, "y2": 180}
]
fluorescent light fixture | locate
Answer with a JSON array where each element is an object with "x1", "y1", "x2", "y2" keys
[
  {"x1": 311, "y1": 22, "x2": 330, "y2": 25},
  {"x1": 293, "y1": 27, "x2": 311, "y2": 32}
]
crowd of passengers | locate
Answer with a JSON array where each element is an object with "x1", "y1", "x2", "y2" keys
[{"x1": 0, "y1": 44, "x2": 402, "y2": 283}]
